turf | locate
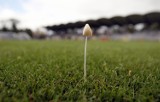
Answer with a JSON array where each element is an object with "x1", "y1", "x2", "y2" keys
[{"x1": 0, "y1": 40, "x2": 160, "y2": 102}]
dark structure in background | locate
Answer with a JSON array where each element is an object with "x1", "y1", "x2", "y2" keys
[
  {"x1": 0, "y1": 12, "x2": 160, "y2": 40},
  {"x1": 46, "y1": 12, "x2": 160, "y2": 35}
]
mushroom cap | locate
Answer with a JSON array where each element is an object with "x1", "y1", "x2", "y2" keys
[{"x1": 83, "y1": 24, "x2": 92, "y2": 36}]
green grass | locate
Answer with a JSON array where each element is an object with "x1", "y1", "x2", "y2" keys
[{"x1": 0, "y1": 40, "x2": 160, "y2": 102}]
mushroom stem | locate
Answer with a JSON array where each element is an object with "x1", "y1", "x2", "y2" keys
[{"x1": 84, "y1": 36, "x2": 87, "y2": 82}]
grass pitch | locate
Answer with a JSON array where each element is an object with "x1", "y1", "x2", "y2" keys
[{"x1": 0, "y1": 40, "x2": 160, "y2": 101}]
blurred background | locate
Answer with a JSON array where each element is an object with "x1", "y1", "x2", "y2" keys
[{"x1": 0, "y1": 0, "x2": 160, "y2": 41}]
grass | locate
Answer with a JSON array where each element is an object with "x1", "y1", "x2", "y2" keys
[{"x1": 0, "y1": 40, "x2": 160, "y2": 102}]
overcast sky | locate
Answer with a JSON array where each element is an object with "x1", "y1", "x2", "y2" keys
[{"x1": 0, "y1": 0, "x2": 160, "y2": 30}]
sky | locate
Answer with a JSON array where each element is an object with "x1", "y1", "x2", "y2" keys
[{"x1": 0, "y1": 0, "x2": 160, "y2": 30}]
